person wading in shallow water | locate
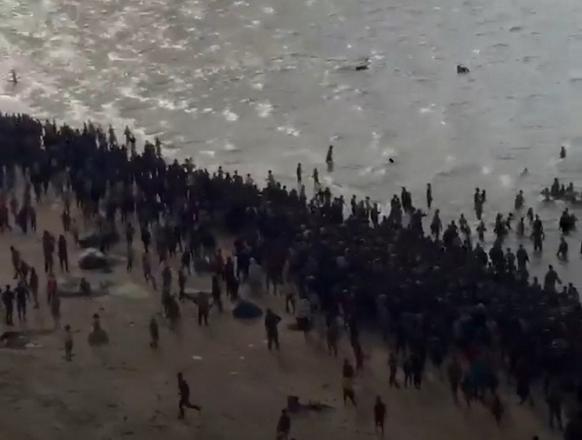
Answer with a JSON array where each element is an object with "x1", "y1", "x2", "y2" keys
[{"x1": 177, "y1": 372, "x2": 201, "y2": 419}]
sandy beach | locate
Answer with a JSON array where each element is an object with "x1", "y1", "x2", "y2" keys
[{"x1": 0, "y1": 173, "x2": 564, "y2": 440}]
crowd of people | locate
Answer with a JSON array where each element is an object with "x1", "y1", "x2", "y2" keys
[{"x1": 0, "y1": 112, "x2": 581, "y2": 439}]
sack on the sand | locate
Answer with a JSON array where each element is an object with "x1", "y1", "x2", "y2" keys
[
  {"x1": 78, "y1": 248, "x2": 110, "y2": 270},
  {"x1": 78, "y1": 228, "x2": 119, "y2": 248},
  {"x1": 232, "y1": 300, "x2": 263, "y2": 319}
]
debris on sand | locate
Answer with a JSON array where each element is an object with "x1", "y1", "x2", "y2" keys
[
  {"x1": 0, "y1": 331, "x2": 31, "y2": 349},
  {"x1": 78, "y1": 227, "x2": 119, "y2": 249},
  {"x1": 78, "y1": 248, "x2": 112, "y2": 271},
  {"x1": 232, "y1": 300, "x2": 263, "y2": 319},
  {"x1": 287, "y1": 395, "x2": 334, "y2": 414}
]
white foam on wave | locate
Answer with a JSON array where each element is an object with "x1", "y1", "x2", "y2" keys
[
  {"x1": 277, "y1": 125, "x2": 300, "y2": 137},
  {"x1": 224, "y1": 142, "x2": 239, "y2": 151},
  {"x1": 499, "y1": 174, "x2": 512, "y2": 187},
  {"x1": 262, "y1": 6, "x2": 275, "y2": 14},
  {"x1": 199, "y1": 150, "x2": 216, "y2": 157},
  {"x1": 255, "y1": 101, "x2": 273, "y2": 118},
  {"x1": 382, "y1": 147, "x2": 399, "y2": 158},
  {"x1": 481, "y1": 166, "x2": 492, "y2": 175},
  {"x1": 222, "y1": 108, "x2": 239, "y2": 121}
]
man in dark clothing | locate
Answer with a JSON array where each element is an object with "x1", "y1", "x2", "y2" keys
[
  {"x1": 15, "y1": 281, "x2": 28, "y2": 322},
  {"x1": 58, "y1": 234, "x2": 68, "y2": 272},
  {"x1": 211, "y1": 275, "x2": 223, "y2": 312},
  {"x1": 3, "y1": 285, "x2": 14, "y2": 325},
  {"x1": 447, "y1": 357, "x2": 463, "y2": 404},
  {"x1": 42, "y1": 230, "x2": 55, "y2": 273},
  {"x1": 342, "y1": 358, "x2": 357, "y2": 406},
  {"x1": 178, "y1": 267, "x2": 186, "y2": 301},
  {"x1": 125, "y1": 222, "x2": 134, "y2": 245},
  {"x1": 374, "y1": 396, "x2": 386, "y2": 435},
  {"x1": 265, "y1": 308, "x2": 281, "y2": 351},
  {"x1": 177, "y1": 372, "x2": 201, "y2": 419},
  {"x1": 388, "y1": 352, "x2": 400, "y2": 388},
  {"x1": 197, "y1": 292, "x2": 210, "y2": 326},
  {"x1": 276, "y1": 409, "x2": 291, "y2": 440},
  {"x1": 141, "y1": 226, "x2": 151, "y2": 253}
]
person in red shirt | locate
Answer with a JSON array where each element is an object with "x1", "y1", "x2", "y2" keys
[{"x1": 47, "y1": 273, "x2": 57, "y2": 305}]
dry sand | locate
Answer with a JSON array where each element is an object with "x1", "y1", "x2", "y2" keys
[{"x1": 0, "y1": 189, "x2": 562, "y2": 440}]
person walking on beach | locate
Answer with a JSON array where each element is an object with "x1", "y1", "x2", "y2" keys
[
  {"x1": 15, "y1": 280, "x2": 28, "y2": 322},
  {"x1": 388, "y1": 352, "x2": 400, "y2": 388},
  {"x1": 10, "y1": 246, "x2": 20, "y2": 279},
  {"x1": 342, "y1": 358, "x2": 357, "y2": 406},
  {"x1": 64, "y1": 324, "x2": 73, "y2": 361},
  {"x1": 42, "y1": 230, "x2": 55, "y2": 273},
  {"x1": 374, "y1": 396, "x2": 386, "y2": 436},
  {"x1": 127, "y1": 243, "x2": 134, "y2": 272},
  {"x1": 29, "y1": 267, "x2": 39, "y2": 309},
  {"x1": 447, "y1": 357, "x2": 463, "y2": 404},
  {"x1": 265, "y1": 308, "x2": 281, "y2": 351},
  {"x1": 50, "y1": 293, "x2": 61, "y2": 329},
  {"x1": 58, "y1": 234, "x2": 69, "y2": 272},
  {"x1": 149, "y1": 317, "x2": 159, "y2": 348},
  {"x1": 276, "y1": 409, "x2": 291, "y2": 440},
  {"x1": 177, "y1": 372, "x2": 201, "y2": 419},
  {"x1": 3, "y1": 285, "x2": 14, "y2": 326}
]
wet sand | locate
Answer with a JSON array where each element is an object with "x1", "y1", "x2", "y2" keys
[{"x1": 0, "y1": 183, "x2": 563, "y2": 440}]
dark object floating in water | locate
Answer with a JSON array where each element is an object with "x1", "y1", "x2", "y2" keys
[
  {"x1": 232, "y1": 300, "x2": 263, "y2": 319},
  {"x1": 355, "y1": 58, "x2": 369, "y2": 71},
  {"x1": 388, "y1": 158, "x2": 395, "y2": 164},
  {"x1": 457, "y1": 64, "x2": 470, "y2": 74}
]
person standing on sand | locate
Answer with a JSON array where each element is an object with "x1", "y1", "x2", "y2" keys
[
  {"x1": 265, "y1": 308, "x2": 281, "y2": 351},
  {"x1": 10, "y1": 246, "x2": 20, "y2": 279},
  {"x1": 374, "y1": 396, "x2": 386, "y2": 436},
  {"x1": 178, "y1": 266, "x2": 187, "y2": 300},
  {"x1": 149, "y1": 317, "x2": 159, "y2": 348},
  {"x1": 142, "y1": 251, "x2": 156, "y2": 290},
  {"x1": 447, "y1": 357, "x2": 463, "y2": 404},
  {"x1": 42, "y1": 230, "x2": 55, "y2": 273},
  {"x1": 50, "y1": 293, "x2": 61, "y2": 329},
  {"x1": 126, "y1": 243, "x2": 134, "y2": 272},
  {"x1": 211, "y1": 274, "x2": 222, "y2": 312},
  {"x1": 64, "y1": 324, "x2": 73, "y2": 361},
  {"x1": 388, "y1": 352, "x2": 400, "y2": 388},
  {"x1": 177, "y1": 372, "x2": 201, "y2": 419},
  {"x1": 58, "y1": 234, "x2": 68, "y2": 272},
  {"x1": 276, "y1": 409, "x2": 291, "y2": 440},
  {"x1": 3, "y1": 285, "x2": 14, "y2": 326},
  {"x1": 46, "y1": 272, "x2": 57, "y2": 305},
  {"x1": 15, "y1": 280, "x2": 28, "y2": 322},
  {"x1": 29, "y1": 267, "x2": 39, "y2": 309},
  {"x1": 197, "y1": 291, "x2": 210, "y2": 326},
  {"x1": 342, "y1": 358, "x2": 357, "y2": 406}
]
